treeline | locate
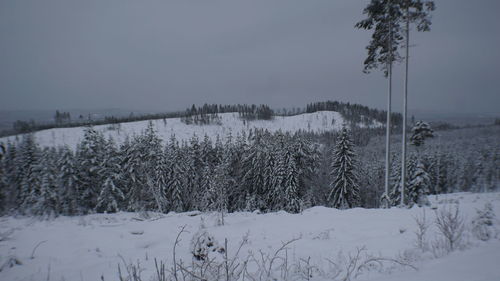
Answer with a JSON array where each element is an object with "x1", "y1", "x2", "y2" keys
[
  {"x1": 2, "y1": 101, "x2": 398, "y2": 137},
  {"x1": 180, "y1": 104, "x2": 274, "y2": 125},
  {"x1": 0, "y1": 124, "x2": 322, "y2": 216},
  {"x1": 1, "y1": 111, "x2": 186, "y2": 137},
  {"x1": 356, "y1": 126, "x2": 500, "y2": 207},
  {"x1": 1, "y1": 122, "x2": 498, "y2": 217},
  {"x1": 306, "y1": 101, "x2": 402, "y2": 128}
]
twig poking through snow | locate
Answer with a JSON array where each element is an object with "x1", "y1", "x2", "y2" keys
[{"x1": 31, "y1": 240, "x2": 48, "y2": 259}]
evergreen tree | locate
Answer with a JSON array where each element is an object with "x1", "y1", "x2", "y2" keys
[
  {"x1": 208, "y1": 151, "x2": 230, "y2": 224},
  {"x1": 268, "y1": 132, "x2": 287, "y2": 211},
  {"x1": 121, "y1": 122, "x2": 165, "y2": 212},
  {"x1": 33, "y1": 148, "x2": 60, "y2": 216},
  {"x1": 389, "y1": 154, "x2": 402, "y2": 206},
  {"x1": 228, "y1": 132, "x2": 247, "y2": 211},
  {"x1": 185, "y1": 134, "x2": 202, "y2": 210},
  {"x1": 95, "y1": 138, "x2": 124, "y2": 213},
  {"x1": 17, "y1": 134, "x2": 40, "y2": 213},
  {"x1": 2, "y1": 142, "x2": 19, "y2": 211},
  {"x1": 200, "y1": 163, "x2": 213, "y2": 211},
  {"x1": 57, "y1": 147, "x2": 81, "y2": 215},
  {"x1": 328, "y1": 126, "x2": 360, "y2": 209},
  {"x1": 355, "y1": 0, "x2": 404, "y2": 75},
  {"x1": 77, "y1": 127, "x2": 107, "y2": 212},
  {"x1": 283, "y1": 148, "x2": 302, "y2": 213},
  {"x1": 141, "y1": 121, "x2": 167, "y2": 212},
  {"x1": 241, "y1": 131, "x2": 267, "y2": 210},
  {"x1": 410, "y1": 120, "x2": 434, "y2": 147},
  {"x1": 166, "y1": 136, "x2": 185, "y2": 212},
  {"x1": 407, "y1": 158, "x2": 430, "y2": 206}
]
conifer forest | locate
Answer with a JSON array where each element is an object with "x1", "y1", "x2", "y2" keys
[{"x1": 1, "y1": 0, "x2": 500, "y2": 280}]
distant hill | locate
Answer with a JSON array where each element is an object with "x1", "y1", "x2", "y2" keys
[{"x1": 0, "y1": 111, "x2": 383, "y2": 149}]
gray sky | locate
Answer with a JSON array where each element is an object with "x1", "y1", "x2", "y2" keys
[{"x1": 1, "y1": 0, "x2": 499, "y2": 114}]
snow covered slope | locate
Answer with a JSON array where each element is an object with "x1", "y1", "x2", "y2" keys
[
  {"x1": 1, "y1": 192, "x2": 499, "y2": 281},
  {"x1": 0, "y1": 111, "x2": 380, "y2": 148}
]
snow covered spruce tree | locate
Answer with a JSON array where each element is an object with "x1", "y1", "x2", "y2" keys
[
  {"x1": 32, "y1": 147, "x2": 60, "y2": 216},
  {"x1": 240, "y1": 130, "x2": 267, "y2": 210},
  {"x1": 407, "y1": 159, "x2": 430, "y2": 206},
  {"x1": 57, "y1": 146, "x2": 81, "y2": 215},
  {"x1": 76, "y1": 127, "x2": 107, "y2": 212},
  {"x1": 184, "y1": 134, "x2": 202, "y2": 210},
  {"x1": 207, "y1": 145, "x2": 231, "y2": 224},
  {"x1": 267, "y1": 131, "x2": 302, "y2": 213},
  {"x1": 17, "y1": 134, "x2": 41, "y2": 213},
  {"x1": 1, "y1": 142, "x2": 20, "y2": 212},
  {"x1": 389, "y1": 154, "x2": 402, "y2": 206},
  {"x1": 121, "y1": 122, "x2": 167, "y2": 212},
  {"x1": 328, "y1": 126, "x2": 360, "y2": 209},
  {"x1": 283, "y1": 145, "x2": 302, "y2": 213},
  {"x1": 95, "y1": 137, "x2": 124, "y2": 213},
  {"x1": 410, "y1": 120, "x2": 434, "y2": 147},
  {"x1": 166, "y1": 135, "x2": 186, "y2": 212}
]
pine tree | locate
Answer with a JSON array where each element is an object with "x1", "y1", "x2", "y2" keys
[
  {"x1": 57, "y1": 147, "x2": 81, "y2": 215},
  {"x1": 355, "y1": 0, "x2": 404, "y2": 75},
  {"x1": 141, "y1": 121, "x2": 167, "y2": 212},
  {"x1": 1, "y1": 142, "x2": 20, "y2": 211},
  {"x1": 410, "y1": 120, "x2": 434, "y2": 147},
  {"x1": 33, "y1": 148, "x2": 60, "y2": 216},
  {"x1": 121, "y1": 122, "x2": 165, "y2": 212},
  {"x1": 283, "y1": 148, "x2": 302, "y2": 213},
  {"x1": 208, "y1": 152, "x2": 230, "y2": 224},
  {"x1": 328, "y1": 126, "x2": 360, "y2": 209},
  {"x1": 268, "y1": 132, "x2": 287, "y2": 211},
  {"x1": 166, "y1": 136, "x2": 185, "y2": 212},
  {"x1": 95, "y1": 138, "x2": 124, "y2": 213},
  {"x1": 292, "y1": 136, "x2": 319, "y2": 203},
  {"x1": 17, "y1": 134, "x2": 40, "y2": 213},
  {"x1": 77, "y1": 127, "x2": 107, "y2": 212},
  {"x1": 407, "y1": 158, "x2": 430, "y2": 206},
  {"x1": 120, "y1": 136, "x2": 144, "y2": 211},
  {"x1": 200, "y1": 163, "x2": 213, "y2": 211},
  {"x1": 185, "y1": 134, "x2": 202, "y2": 210},
  {"x1": 241, "y1": 131, "x2": 267, "y2": 210},
  {"x1": 389, "y1": 154, "x2": 402, "y2": 206}
]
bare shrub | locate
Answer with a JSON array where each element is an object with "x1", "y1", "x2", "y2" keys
[
  {"x1": 114, "y1": 228, "x2": 417, "y2": 281},
  {"x1": 324, "y1": 247, "x2": 417, "y2": 281},
  {"x1": 414, "y1": 210, "x2": 431, "y2": 251},
  {"x1": 117, "y1": 256, "x2": 144, "y2": 281},
  {"x1": 434, "y1": 206, "x2": 466, "y2": 253}
]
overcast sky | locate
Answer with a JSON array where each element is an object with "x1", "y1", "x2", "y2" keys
[{"x1": 0, "y1": 0, "x2": 499, "y2": 114}]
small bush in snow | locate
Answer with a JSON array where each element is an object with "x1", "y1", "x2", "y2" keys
[
  {"x1": 190, "y1": 229, "x2": 225, "y2": 262},
  {"x1": 434, "y1": 206, "x2": 466, "y2": 253},
  {"x1": 471, "y1": 202, "x2": 496, "y2": 241},
  {"x1": 414, "y1": 210, "x2": 431, "y2": 251}
]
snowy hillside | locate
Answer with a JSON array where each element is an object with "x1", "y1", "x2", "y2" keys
[
  {"x1": 1, "y1": 192, "x2": 499, "y2": 281},
  {"x1": 0, "y1": 111, "x2": 381, "y2": 149}
]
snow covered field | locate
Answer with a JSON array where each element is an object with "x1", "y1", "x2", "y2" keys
[
  {"x1": 1, "y1": 192, "x2": 499, "y2": 281},
  {"x1": 0, "y1": 111, "x2": 381, "y2": 149}
]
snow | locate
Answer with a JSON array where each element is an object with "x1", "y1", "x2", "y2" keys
[
  {"x1": 363, "y1": 242, "x2": 500, "y2": 281},
  {"x1": 0, "y1": 111, "x2": 380, "y2": 149},
  {"x1": 1, "y1": 192, "x2": 499, "y2": 281}
]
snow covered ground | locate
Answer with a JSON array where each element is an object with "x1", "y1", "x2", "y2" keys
[
  {"x1": 0, "y1": 111, "x2": 380, "y2": 149},
  {"x1": 1, "y1": 192, "x2": 499, "y2": 281}
]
